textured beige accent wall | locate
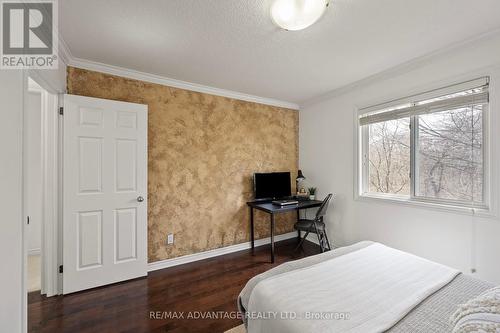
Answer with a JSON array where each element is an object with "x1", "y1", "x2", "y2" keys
[{"x1": 67, "y1": 67, "x2": 299, "y2": 262}]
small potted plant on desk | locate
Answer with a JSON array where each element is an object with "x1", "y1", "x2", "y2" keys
[{"x1": 308, "y1": 187, "x2": 317, "y2": 200}]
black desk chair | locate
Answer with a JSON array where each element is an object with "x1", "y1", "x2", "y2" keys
[{"x1": 294, "y1": 193, "x2": 333, "y2": 253}]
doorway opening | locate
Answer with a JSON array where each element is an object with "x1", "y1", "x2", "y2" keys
[
  {"x1": 25, "y1": 78, "x2": 44, "y2": 294},
  {"x1": 24, "y1": 76, "x2": 60, "y2": 302}
]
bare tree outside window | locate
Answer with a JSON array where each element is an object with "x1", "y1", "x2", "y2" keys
[
  {"x1": 417, "y1": 106, "x2": 483, "y2": 203},
  {"x1": 368, "y1": 118, "x2": 410, "y2": 195}
]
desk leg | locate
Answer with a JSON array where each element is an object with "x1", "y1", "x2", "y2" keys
[
  {"x1": 296, "y1": 210, "x2": 300, "y2": 241},
  {"x1": 270, "y1": 213, "x2": 275, "y2": 263},
  {"x1": 250, "y1": 207, "x2": 254, "y2": 253}
]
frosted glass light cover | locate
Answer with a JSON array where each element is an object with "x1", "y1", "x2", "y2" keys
[{"x1": 271, "y1": 0, "x2": 329, "y2": 31}]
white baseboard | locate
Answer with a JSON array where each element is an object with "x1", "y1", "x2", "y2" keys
[
  {"x1": 148, "y1": 231, "x2": 298, "y2": 272},
  {"x1": 28, "y1": 248, "x2": 41, "y2": 256}
]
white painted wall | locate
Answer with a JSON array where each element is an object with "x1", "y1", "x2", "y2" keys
[
  {"x1": 0, "y1": 70, "x2": 25, "y2": 333},
  {"x1": 25, "y1": 92, "x2": 43, "y2": 254},
  {"x1": 300, "y1": 32, "x2": 500, "y2": 284}
]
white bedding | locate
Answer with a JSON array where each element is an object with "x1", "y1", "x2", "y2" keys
[{"x1": 247, "y1": 243, "x2": 459, "y2": 333}]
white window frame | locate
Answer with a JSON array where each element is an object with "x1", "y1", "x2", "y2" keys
[{"x1": 355, "y1": 77, "x2": 492, "y2": 215}]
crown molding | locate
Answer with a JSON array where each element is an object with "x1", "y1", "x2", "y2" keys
[
  {"x1": 58, "y1": 35, "x2": 73, "y2": 66},
  {"x1": 54, "y1": 27, "x2": 500, "y2": 110},
  {"x1": 301, "y1": 28, "x2": 500, "y2": 109},
  {"x1": 65, "y1": 56, "x2": 299, "y2": 110}
]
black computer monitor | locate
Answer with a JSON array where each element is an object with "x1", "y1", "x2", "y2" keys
[{"x1": 253, "y1": 172, "x2": 291, "y2": 200}]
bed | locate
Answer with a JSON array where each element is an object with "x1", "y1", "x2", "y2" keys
[{"x1": 238, "y1": 241, "x2": 494, "y2": 333}]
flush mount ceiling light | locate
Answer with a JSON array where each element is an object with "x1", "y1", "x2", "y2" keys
[{"x1": 271, "y1": 0, "x2": 329, "y2": 31}]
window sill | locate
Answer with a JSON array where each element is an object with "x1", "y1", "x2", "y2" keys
[{"x1": 355, "y1": 193, "x2": 495, "y2": 218}]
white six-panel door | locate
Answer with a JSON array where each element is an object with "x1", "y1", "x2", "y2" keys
[{"x1": 63, "y1": 94, "x2": 148, "y2": 294}]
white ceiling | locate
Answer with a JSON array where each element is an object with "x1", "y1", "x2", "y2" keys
[{"x1": 60, "y1": 0, "x2": 500, "y2": 105}]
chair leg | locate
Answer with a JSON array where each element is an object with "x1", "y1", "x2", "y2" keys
[
  {"x1": 294, "y1": 231, "x2": 309, "y2": 251},
  {"x1": 316, "y1": 232, "x2": 325, "y2": 253},
  {"x1": 312, "y1": 223, "x2": 325, "y2": 253},
  {"x1": 323, "y1": 231, "x2": 332, "y2": 251}
]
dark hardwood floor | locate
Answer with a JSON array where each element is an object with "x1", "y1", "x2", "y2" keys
[{"x1": 29, "y1": 239, "x2": 320, "y2": 333}]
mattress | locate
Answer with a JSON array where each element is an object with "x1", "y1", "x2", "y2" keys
[{"x1": 238, "y1": 241, "x2": 494, "y2": 332}]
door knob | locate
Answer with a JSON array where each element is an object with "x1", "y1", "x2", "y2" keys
[{"x1": 137, "y1": 196, "x2": 144, "y2": 202}]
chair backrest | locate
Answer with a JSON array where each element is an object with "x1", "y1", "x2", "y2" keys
[{"x1": 315, "y1": 193, "x2": 333, "y2": 220}]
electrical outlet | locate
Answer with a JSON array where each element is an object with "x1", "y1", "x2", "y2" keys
[{"x1": 167, "y1": 233, "x2": 174, "y2": 245}]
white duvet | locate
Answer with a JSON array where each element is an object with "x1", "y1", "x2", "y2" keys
[{"x1": 247, "y1": 243, "x2": 459, "y2": 333}]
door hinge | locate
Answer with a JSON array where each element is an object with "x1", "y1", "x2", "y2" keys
[
  {"x1": 59, "y1": 265, "x2": 63, "y2": 273},
  {"x1": 27, "y1": 216, "x2": 30, "y2": 224},
  {"x1": 59, "y1": 107, "x2": 64, "y2": 115}
]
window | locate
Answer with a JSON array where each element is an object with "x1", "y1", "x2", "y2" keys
[{"x1": 359, "y1": 78, "x2": 489, "y2": 208}]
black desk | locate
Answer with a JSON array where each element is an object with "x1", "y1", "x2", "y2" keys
[{"x1": 247, "y1": 200, "x2": 323, "y2": 263}]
